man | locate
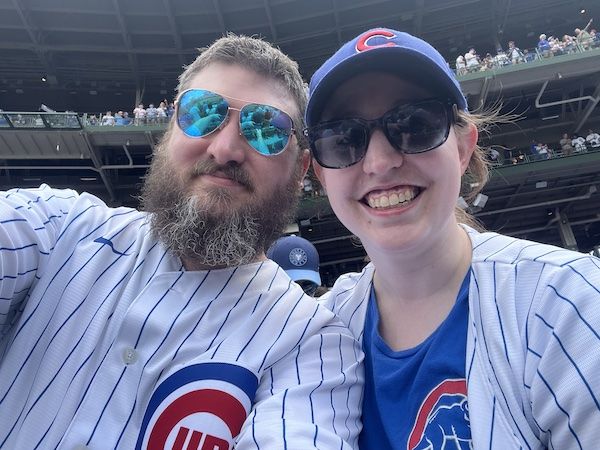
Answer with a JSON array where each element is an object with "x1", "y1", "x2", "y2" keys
[
  {"x1": 586, "y1": 129, "x2": 600, "y2": 148},
  {"x1": 0, "y1": 34, "x2": 362, "y2": 449}
]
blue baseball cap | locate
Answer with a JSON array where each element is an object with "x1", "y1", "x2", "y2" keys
[
  {"x1": 306, "y1": 28, "x2": 467, "y2": 127},
  {"x1": 267, "y1": 235, "x2": 322, "y2": 286}
]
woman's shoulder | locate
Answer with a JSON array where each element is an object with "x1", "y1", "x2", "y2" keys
[{"x1": 464, "y1": 225, "x2": 597, "y2": 270}]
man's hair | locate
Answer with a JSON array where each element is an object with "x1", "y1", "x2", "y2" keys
[{"x1": 177, "y1": 33, "x2": 308, "y2": 148}]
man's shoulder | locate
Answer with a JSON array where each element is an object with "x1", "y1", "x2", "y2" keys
[{"x1": 317, "y1": 264, "x2": 374, "y2": 339}]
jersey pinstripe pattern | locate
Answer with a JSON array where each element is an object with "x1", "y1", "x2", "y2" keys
[
  {"x1": 0, "y1": 184, "x2": 364, "y2": 449},
  {"x1": 320, "y1": 225, "x2": 600, "y2": 449}
]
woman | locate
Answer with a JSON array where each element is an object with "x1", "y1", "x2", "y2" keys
[{"x1": 304, "y1": 28, "x2": 600, "y2": 449}]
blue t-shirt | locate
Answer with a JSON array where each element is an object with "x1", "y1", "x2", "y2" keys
[{"x1": 359, "y1": 272, "x2": 471, "y2": 450}]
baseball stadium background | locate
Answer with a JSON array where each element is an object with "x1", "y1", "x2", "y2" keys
[{"x1": 1, "y1": 0, "x2": 600, "y2": 286}]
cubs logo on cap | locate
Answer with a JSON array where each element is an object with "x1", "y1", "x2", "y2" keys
[
  {"x1": 267, "y1": 235, "x2": 322, "y2": 286},
  {"x1": 305, "y1": 27, "x2": 468, "y2": 128},
  {"x1": 136, "y1": 362, "x2": 258, "y2": 450}
]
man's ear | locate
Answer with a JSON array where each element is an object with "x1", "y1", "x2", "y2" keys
[
  {"x1": 457, "y1": 122, "x2": 478, "y2": 174},
  {"x1": 300, "y1": 149, "x2": 311, "y2": 179}
]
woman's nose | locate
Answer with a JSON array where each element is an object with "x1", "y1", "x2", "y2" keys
[{"x1": 360, "y1": 129, "x2": 404, "y2": 175}]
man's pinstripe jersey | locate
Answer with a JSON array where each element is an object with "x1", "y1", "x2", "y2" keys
[
  {"x1": 0, "y1": 185, "x2": 364, "y2": 450},
  {"x1": 320, "y1": 225, "x2": 600, "y2": 449}
]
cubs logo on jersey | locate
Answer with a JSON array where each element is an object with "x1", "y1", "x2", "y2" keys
[
  {"x1": 408, "y1": 379, "x2": 472, "y2": 450},
  {"x1": 136, "y1": 362, "x2": 258, "y2": 450}
]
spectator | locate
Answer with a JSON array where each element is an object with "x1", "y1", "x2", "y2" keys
[
  {"x1": 549, "y1": 36, "x2": 564, "y2": 56},
  {"x1": 464, "y1": 48, "x2": 480, "y2": 72},
  {"x1": 562, "y1": 34, "x2": 577, "y2": 53},
  {"x1": 121, "y1": 111, "x2": 132, "y2": 125},
  {"x1": 157, "y1": 101, "x2": 168, "y2": 123},
  {"x1": 488, "y1": 147, "x2": 501, "y2": 164},
  {"x1": 455, "y1": 54, "x2": 466, "y2": 75},
  {"x1": 302, "y1": 176, "x2": 314, "y2": 197},
  {"x1": 146, "y1": 103, "x2": 158, "y2": 124},
  {"x1": 101, "y1": 110, "x2": 115, "y2": 126},
  {"x1": 586, "y1": 129, "x2": 600, "y2": 148},
  {"x1": 0, "y1": 33, "x2": 361, "y2": 449},
  {"x1": 114, "y1": 111, "x2": 125, "y2": 126},
  {"x1": 531, "y1": 142, "x2": 549, "y2": 160},
  {"x1": 522, "y1": 48, "x2": 536, "y2": 62},
  {"x1": 559, "y1": 133, "x2": 574, "y2": 156},
  {"x1": 494, "y1": 49, "x2": 510, "y2": 67},
  {"x1": 575, "y1": 18, "x2": 594, "y2": 50},
  {"x1": 481, "y1": 53, "x2": 494, "y2": 70},
  {"x1": 591, "y1": 29, "x2": 600, "y2": 47},
  {"x1": 133, "y1": 103, "x2": 146, "y2": 125},
  {"x1": 507, "y1": 41, "x2": 525, "y2": 64},
  {"x1": 267, "y1": 235, "x2": 323, "y2": 296},
  {"x1": 87, "y1": 114, "x2": 99, "y2": 126},
  {"x1": 538, "y1": 33, "x2": 552, "y2": 57},
  {"x1": 304, "y1": 27, "x2": 600, "y2": 449},
  {"x1": 166, "y1": 101, "x2": 175, "y2": 118},
  {"x1": 572, "y1": 135, "x2": 588, "y2": 152}
]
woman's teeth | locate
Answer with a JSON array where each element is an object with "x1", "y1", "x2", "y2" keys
[{"x1": 366, "y1": 188, "x2": 418, "y2": 209}]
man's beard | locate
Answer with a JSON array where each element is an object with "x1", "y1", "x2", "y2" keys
[{"x1": 140, "y1": 138, "x2": 303, "y2": 269}]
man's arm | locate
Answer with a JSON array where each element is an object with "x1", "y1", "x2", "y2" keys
[
  {"x1": 0, "y1": 185, "x2": 77, "y2": 338},
  {"x1": 236, "y1": 326, "x2": 364, "y2": 449}
]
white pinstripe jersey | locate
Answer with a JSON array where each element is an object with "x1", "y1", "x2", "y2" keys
[
  {"x1": 0, "y1": 185, "x2": 364, "y2": 450},
  {"x1": 320, "y1": 226, "x2": 600, "y2": 449}
]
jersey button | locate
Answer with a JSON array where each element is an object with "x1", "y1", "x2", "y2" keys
[{"x1": 122, "y1": 347, "x2": 139, "y2": 365}]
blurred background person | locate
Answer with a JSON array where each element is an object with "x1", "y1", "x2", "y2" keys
[{"x1": 267, "y1": 235, "x2": 325, "y2": 296}]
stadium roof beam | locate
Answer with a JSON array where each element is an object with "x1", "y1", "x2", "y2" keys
[
  {"x1": 10, "y1": 0, "x2": 58, "y2": 87},
  {"x1": 413, "y1": 0, "x2": 425, "y2": 36},
  {"x1": 211, "y1": 0, "x2": 227, "y2": 35},
  {"x1": 110, "y1": 0, "x2": 141, "y2": 98},
  {"x1": 162, "y1": 0, "x2": 186, "y2": 69},
  {"x1": 574, "y1": 81, "x2": 600, "y2": 133},
  {"x1": 263, "y1": 0, "x2": 278, "y2": 41},
  {"x1": 331, "y1": 0, "x2": 343, "y2": 46}
]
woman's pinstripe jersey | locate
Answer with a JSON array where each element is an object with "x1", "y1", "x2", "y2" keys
[
  {"x1": 320, "y1": 225, "x2": 600, "y2": 449},
  {"x1": 0, "y1": 185, "x2": 364, "y2": 449}
]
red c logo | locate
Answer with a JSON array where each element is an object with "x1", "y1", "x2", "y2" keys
[{"x1": 356, "y1": 29, "x2": 397, "y2": 52}]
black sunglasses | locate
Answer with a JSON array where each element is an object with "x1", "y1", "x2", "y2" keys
[
  {"x1": 304, "y1": 99, "x2": 458, "y2": 169},
  {"x1": 297, "y1": 280, "x2": 319, "y2": 296},
  {"x1": 175, "y1": 89, "x2": 295, "y2": 156}
]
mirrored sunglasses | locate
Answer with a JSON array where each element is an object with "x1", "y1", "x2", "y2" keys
[
  {"x1": 304, "y1": 99, "x2": 457, "y2": 169},
  {"x1": 176, "y1": 88, "x2": 295, "y2": 156}
]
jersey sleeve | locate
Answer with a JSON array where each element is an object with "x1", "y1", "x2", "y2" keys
[
  {"x1": 526, "y1": 256, "x2": 600, "y2": 448},
  {"x1": 0, "y1": 185, "x2": 79, "y2": 333},
  {"x1": 235, "y1": 324, "x2": 364, "y2": 449}
]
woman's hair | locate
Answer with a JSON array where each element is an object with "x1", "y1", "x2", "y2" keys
[{"x1": 454, "y1": 105, "x2": 510, "y2": 230}]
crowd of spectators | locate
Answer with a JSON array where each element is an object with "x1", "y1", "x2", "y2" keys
[
  {"x1": 455, "y1": 19, "x2": 598, "y2": 75},
  {"x1": 490, "y1": 128, "x2": 600, "y2": 166},
  {"x1": 87, "y1": 100, "x2": 175, "y2": 127}
]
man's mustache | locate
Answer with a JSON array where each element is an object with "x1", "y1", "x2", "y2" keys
[{"x1": 189, "y1": 160, "x2": 253, "y2": 191}]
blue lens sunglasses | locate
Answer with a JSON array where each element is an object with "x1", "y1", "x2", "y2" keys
[{"x1": 175, "y1": 89, "x2": 296, "y2": 156}]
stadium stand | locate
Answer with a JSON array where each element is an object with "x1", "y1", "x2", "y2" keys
[{"x1": 1, "y1": 0, "x2": 600, "y2": 284}]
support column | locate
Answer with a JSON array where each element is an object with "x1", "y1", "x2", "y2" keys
[{"x1": 555, "y1": 208, "x2": 578, "y2": 251}]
